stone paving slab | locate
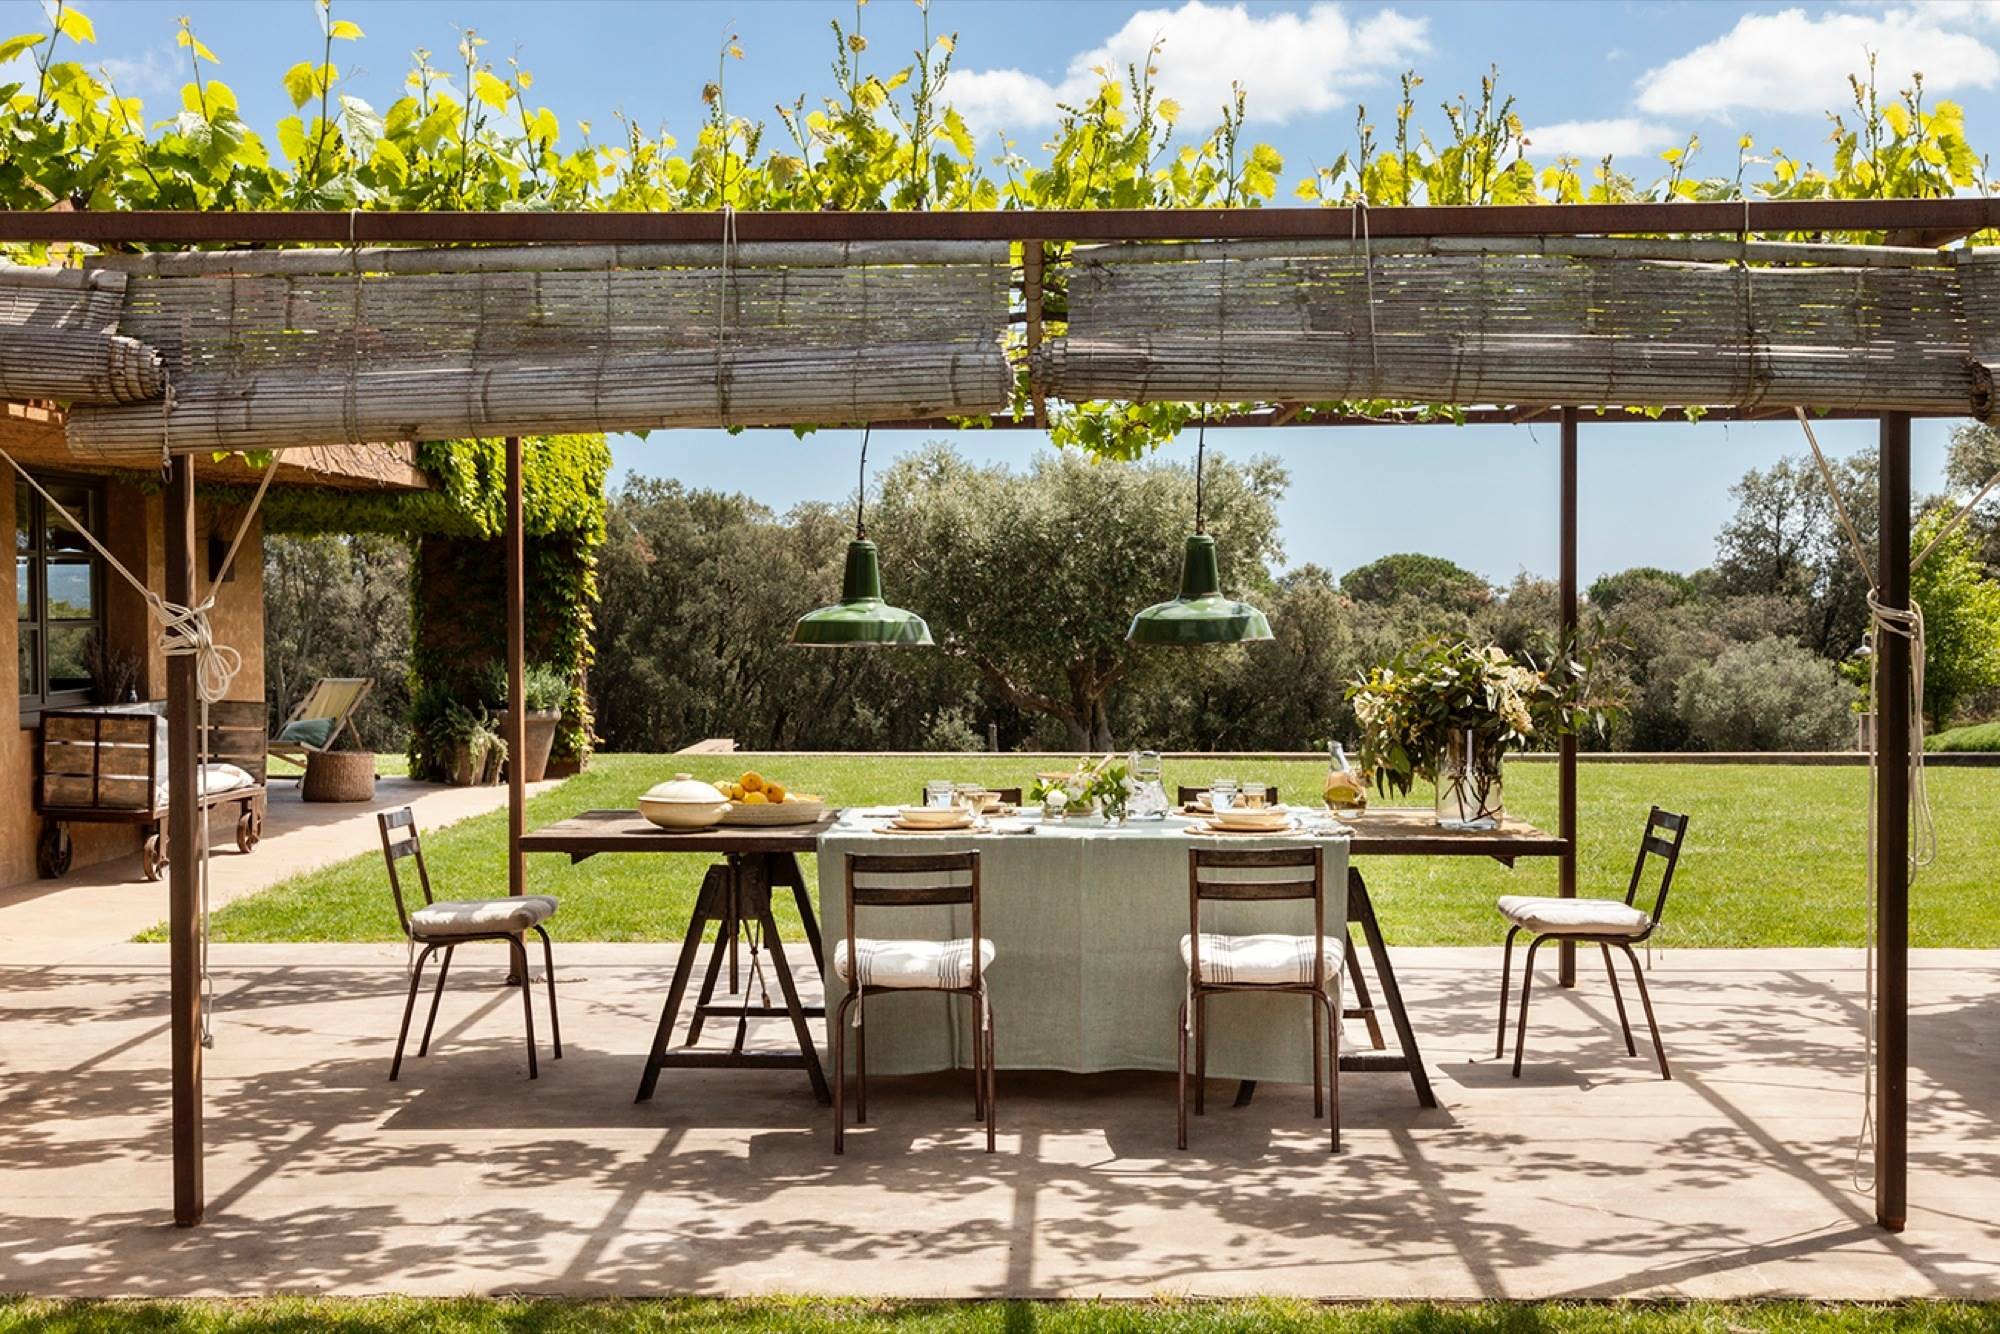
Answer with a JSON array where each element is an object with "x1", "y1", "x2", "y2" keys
[{"x1": 0, "y1": 943, "x2": 1993, "y2": 1299}]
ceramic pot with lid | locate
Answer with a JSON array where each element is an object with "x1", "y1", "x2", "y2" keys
[{"x1": 638, "y1": 773, "x2": 732, "y2": 830}]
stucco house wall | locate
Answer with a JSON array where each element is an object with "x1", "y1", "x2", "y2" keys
[{"x1": 4, "y1": 463, "x2": 265, "y2": 887}]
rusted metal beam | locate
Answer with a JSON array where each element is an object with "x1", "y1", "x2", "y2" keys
[
  {"x1": 853, "y1": 404, "x2": 1945, "y2": 432},
  {"x1": 506, "y1": 434, "x2": 526, "y2": 902},
  {"x1": 1557, "y1": 407, "x2": 1580, "y2": 990},
  {"x1": 165, "y1": 455, "x2": 203, "y2": 1227},
  {"x1": 1876, "y1": 411, "x2": 1911, "y2": 1232},
  {"x1": 5, "y1": 199, "x2": 2000, "y2": 246}
]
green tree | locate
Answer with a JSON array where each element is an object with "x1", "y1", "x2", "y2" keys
[
  {"x1": 1676, "y1": 635, "x2": 1856, "y2": 751},
  {"x1": 1944, "y1": 422, "x2": 2000, "y2": 572},
  {"x1": 871, "y1": 444, "x2": 1286, "y2": 750},
  {"x1": 1910, "y1": 508, "x2": 2000, "y2": 728},
  {"x1": 1340, "y1": 552, "x2": 1492, "y2": 613},
  {"x1": 1714, "y1": 450, "x2": 1877, "y2": 658}
]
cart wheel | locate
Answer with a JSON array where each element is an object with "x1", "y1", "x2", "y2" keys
[
  {"x1": 143, "y1": 832, "x2": 167, "y2": 882},
  {"x1": 236, "y1": 806, "x2": 262, "y2": 853},
  {"x1": 36, "y1": 823, "x2": 72, "y2": 878}
]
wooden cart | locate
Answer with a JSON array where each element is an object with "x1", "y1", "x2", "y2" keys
[{"x1": 35, "y1": 701, "x2": 269, "y2": 880}]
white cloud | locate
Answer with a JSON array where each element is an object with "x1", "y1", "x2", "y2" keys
[
  {"x1": 97, "y1": 46, "x2": 177, "y2": 98},
  {"x1": 949, "y1": 1, "x2": 1428, "y2": 138},
  {"x1": 1637, "y1": 7, "x2": 2000, "y2": 118},
  {"x1": 1521, "y1": 117, "x2": 1679, "y2": 160}
]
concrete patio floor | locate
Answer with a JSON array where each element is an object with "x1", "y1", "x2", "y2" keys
[{"x1": 1, "y1": 940, "x2": 1993, "y2": 1300}]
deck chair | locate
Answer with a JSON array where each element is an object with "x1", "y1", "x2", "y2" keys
[{"x1": 268, "y1": 677, "x2": 374, "y2": 775}]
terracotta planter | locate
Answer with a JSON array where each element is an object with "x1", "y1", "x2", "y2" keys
[{"x1": 497, "y1": 708, "x2": 562, "y2": 782}]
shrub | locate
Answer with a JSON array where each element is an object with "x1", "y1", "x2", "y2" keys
[{"x1": 1676, "y1": 635, "x2": 1856, "y2": 751}]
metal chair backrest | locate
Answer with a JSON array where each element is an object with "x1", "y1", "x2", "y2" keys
[
  {"x1": 377, "y1": 807, "x2": 435, "y2": 941},
  {"x1": 1179, "y1": 784, "x2": 1281, "y2": 807},
  {"x1": 1186, "y1": 845, "x2": 1329, "y2": 989},
  {"x1": 1625, "y1": 806, "x2": 1690, "y2": 927},
  {"x1": 843, "y1": 850, "x2": 984, "y2": 992}
]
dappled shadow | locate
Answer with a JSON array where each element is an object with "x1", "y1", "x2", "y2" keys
[{"x1": 0, "y1": 948, "x2": 1993, "y2": 1299}]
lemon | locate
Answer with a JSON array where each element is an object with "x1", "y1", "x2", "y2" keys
[
  {"x1": 765, "y1": 782, "x2": 787, "y2": 804},
  {"x1": 739, "y1": 771, "x2": 765, "y2": 794},
  {"x1": 741, "y1": 791, "x2": 769, "y2": 805}
]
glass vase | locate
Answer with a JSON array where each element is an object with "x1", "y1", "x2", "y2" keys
[{"x1": 1434, "y1": 729, "x2": 1503, "y2": 830}]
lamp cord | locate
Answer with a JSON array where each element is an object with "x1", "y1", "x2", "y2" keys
[
  {"x1": 1194, "y1": 409, "x2": 1208, "y2": 535},
  {"x1": 855, "y1": 425, "x2": 870, "y2": 540}
]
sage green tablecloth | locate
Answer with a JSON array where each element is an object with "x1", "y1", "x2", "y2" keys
[{"x1": 816, "y1": 811, "x2": 1351, "y2": 1085}]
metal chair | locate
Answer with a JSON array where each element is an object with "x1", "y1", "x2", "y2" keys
[
  {"x1": 1178, "y1": 784, "x2": 1281, "y2": 807},
  {"x1": 1180, "y1": 845, "x2": 1342, "y2": 1152},
  {"x1": 1496, "y1": 806, "x2": 1689, "y2": 1079},
  {"x1": 832, "y1": 850, "x2": 995, "y2": 1154},
  {"x1": 377, "y1": 807, "x2": 562, "y2": 1080}
]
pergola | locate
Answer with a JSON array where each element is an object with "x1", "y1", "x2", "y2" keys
[{"x1": 3, "y1": 195, "x2": 1977, "y2": 1237}]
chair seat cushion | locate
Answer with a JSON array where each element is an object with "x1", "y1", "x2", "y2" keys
[
  {"x1": 1497, "y1": 894, "x2": 1652, "y2": 938},
  {"x1": 1180, "y1": 932, "x2": 1343, "y2": 986},
  {"x1": 410, "y1": 895, "x2": 558, "y2": 939},
  {"x1": 835, "y1": 937, "x2": 995, "y2": 989}
]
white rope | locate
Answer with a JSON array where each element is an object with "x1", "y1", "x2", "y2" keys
[
  {"x1": 715, "y1": 203, "x2": 736, "y2": 427},
  {"x1": 1791, "y1": 408, "x2": 1941, "y2": 1193},
  {"x1": 1352, "y1": 200, "x2": 1381, "y2": 384},
  {"x1": 3, "y1": 433, "x2": 276, "y2": 1047}
]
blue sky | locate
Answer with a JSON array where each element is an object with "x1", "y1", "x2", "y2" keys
[{"x1": 15, "y1": 0, "x2": 1994, "y2": 582}]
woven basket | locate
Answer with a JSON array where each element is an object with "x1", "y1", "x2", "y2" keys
[
  {"x1": 302, "y1": 749, "x2": 376, "y2": 803},
  {"x1": 719, "y1": 799, "x2": 826, "y2": 827}
]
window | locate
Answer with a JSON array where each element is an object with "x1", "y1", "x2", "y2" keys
[{"x1": 16, "y1": 474, "x2": 105, "y2": 714}]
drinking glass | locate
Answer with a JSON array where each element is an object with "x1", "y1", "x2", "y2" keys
[
  {"x1": 1242, "y1": 781, "x2": 1268, "y2": 810},
  {"x1": 925, "y1": 780, "x2": 956, "y2": 808},
  {"x1": 1210, "y1": 777, "x2": 1239, "y2": 812}
]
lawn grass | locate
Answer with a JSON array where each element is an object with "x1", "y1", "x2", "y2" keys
[
  {"x1": 3, "y1": 1299, "x2": 1998, "y2": 1334},
  {"x1": 1927, "y1": 720, "x2": 2000, "y2": 753},
  {"x1": 178, "y1": 753, "x2": 2000, "y2": 949}
]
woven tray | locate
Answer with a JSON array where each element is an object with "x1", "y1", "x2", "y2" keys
[{"x1": 718, "y1": 799, "x2": 827, "y2": 827}]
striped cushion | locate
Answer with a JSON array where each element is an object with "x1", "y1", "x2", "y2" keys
[
  {"x1": 834, "y1": 937, "x2": 995, "y2": 989},
  {"x1": 1180, "y1": 933, "x2": 1342, "y2": 986},
  {"x1": 1497, "y1": 894, "x2": 1651, "y2": 938}
]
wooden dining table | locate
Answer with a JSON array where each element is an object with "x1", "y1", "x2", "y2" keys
[{"x1": 522, "y1": 806, "x2": 1567, "y2": 1111}]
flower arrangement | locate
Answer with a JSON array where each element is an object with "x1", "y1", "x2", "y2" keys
[
  {"x1": 1031, "y1": 754, "x2": 1134, "y2": 822},
  {"x1": 1347, "y1": 637, "x2": 1612, "y2": 823}
]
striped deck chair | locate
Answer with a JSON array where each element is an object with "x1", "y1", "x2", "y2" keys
[{"x1": 268, "y1": 677, "x2": 374, "y2": 775}]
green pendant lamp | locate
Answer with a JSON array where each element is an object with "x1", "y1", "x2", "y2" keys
[
  {"x1": 793, "y1": 427, "x2": 933, "y2": 648},
  {"x1": 1128, "y1": 412, "x2": 1274, "y2": 646}
]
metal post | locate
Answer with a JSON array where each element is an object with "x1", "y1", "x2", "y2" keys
[
  {"x1": 506, "y1": 435, "x2": 526, "y2": 900},
  {"x1": 1876, "y1": 411, "x2": 1910, "y2": 1231},
  {"x1": 165, "y1": 455, "x2": 203, "y2": 1226},
  {"x1": 1558, "y1": 407, "x2": 1579, "y2": 988}
]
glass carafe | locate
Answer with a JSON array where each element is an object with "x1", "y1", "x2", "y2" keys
[
  {"x1": 1323, "y1": 741, "x2": 1368, "y2": 816},
  {"x1": 1129, "y1": 750, "x2": 1169, "y2": 820}
]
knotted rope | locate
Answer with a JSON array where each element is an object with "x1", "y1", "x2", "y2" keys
[
  {"x1": 1790, "y1": 408, "x2": 1948, "y2": 1192},
  {"x1": 4, "y1": 425, "x2": 276, "y2": 1047}
]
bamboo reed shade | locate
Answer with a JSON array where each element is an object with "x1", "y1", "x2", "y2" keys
[
  {"x1": 1954, "y1": 251, "x2": 2000, "y2": 422},
  {"x1": 67, "y1": 241, "x2": 1012, "y2": 459},
  {"x1": 1037, "y1": 240, "x2": 1980, "y2": 417},
  {"x1": 0, "y1": 263, "x2": 162, "y2": 404}
]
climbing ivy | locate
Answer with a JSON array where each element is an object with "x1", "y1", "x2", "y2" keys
[{"x1": 214, "y1": 433, "x2": 610, "y2": 773}]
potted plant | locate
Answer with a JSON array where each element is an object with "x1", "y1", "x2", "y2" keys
[
  {"x1": 81, "y1": 632, "x2": 139, "y2": 706},
  {"x1": 437, "y1": 700, "x2": 506, "y2": 787},
  {"x1": 1348, "y1": 637, "x2": 1612, "y2": 829},
  {"x1": 485, "y1": 662, "x2": 570, "y2": 783}
]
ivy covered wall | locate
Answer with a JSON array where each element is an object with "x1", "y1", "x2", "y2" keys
[{"x1": 222, "y1": 434, "x2": 610, "y2": 776}]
